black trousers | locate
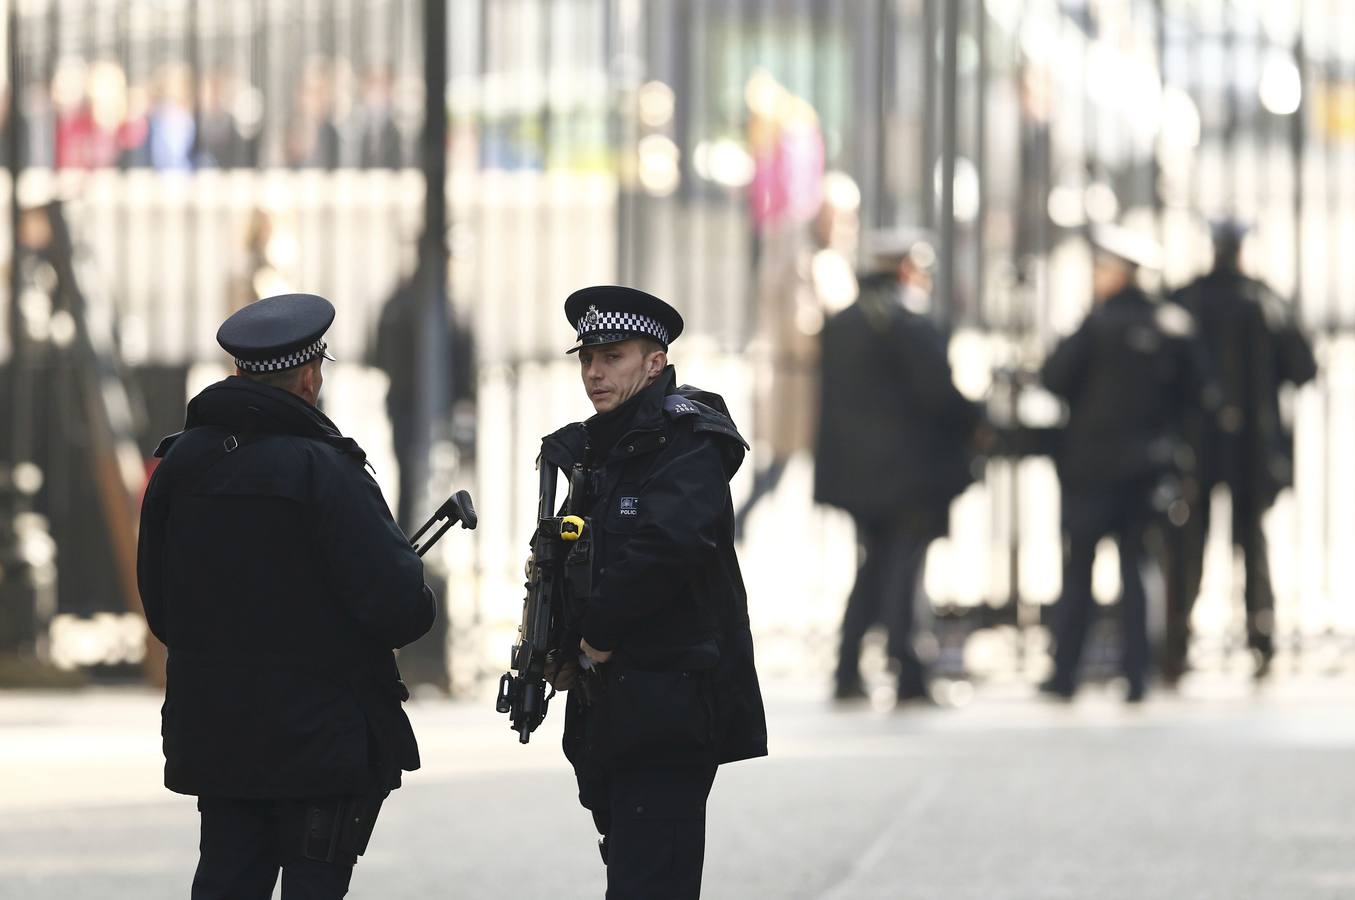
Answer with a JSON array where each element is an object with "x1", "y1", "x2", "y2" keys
[
  {"x1": 1050, "y1": 485, "x2": 1152, "y2": 695},
  {"x1": 835, "y1": 516, "x2": 932, "y2": 698},
  {"x1": 1165, "y1": 480, "x2": 1275, "y2": 672},
  {"x1": 192, "y1": 797, "x2": 366, "y2": 900},
  {"x1": 584, "y1": 765, "x2": 718, "y2": 900}
]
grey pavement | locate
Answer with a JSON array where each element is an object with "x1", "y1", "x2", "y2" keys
[{"x1": 3, "y1": 676, "x2": 1355, "y2": 899}]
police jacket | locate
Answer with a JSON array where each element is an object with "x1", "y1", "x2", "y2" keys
[
  {"x1": 1042, "y1": 286, "x2": 1206, "y2": 492},
  {"x1": 137, "y1": 376, "x2": 435, "y2": 799},
  {"x1": 813, "y1": 273, "x2": 983, "y2": 528},
  {"x1": 1171, "y1": 268, "x2": 1317, "y2": 504},
  {"x1": 545, "y1": 367, "x2": 768, "y2": 770}
]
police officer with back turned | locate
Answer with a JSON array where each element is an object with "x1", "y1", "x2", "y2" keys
[
  {"x1": 543, "y1": 285, "x2": 767, "y2": 899},
  {"x1": 1039, "y1": 226, "x2": 1204, "y2": 703},
  {"x1": 1165, "y1": 221, "x2": 1317, "y2": 682},
  {"x1": 137, "y1": 293, "x2": 436, "y2": 899},
  {"x1": 814, "y1": 231, "x2": 987, "y2": 704}
]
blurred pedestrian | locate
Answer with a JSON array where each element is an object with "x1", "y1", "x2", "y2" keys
[
  {"x1": 147, "y1": 63, "x2": 196, "y2": 171},
  {"x1": 137, "y1": 294, "x2": 437, "y2": 899},
  {"x1": 52, "y1": 59, "x2": 114, "y2": 169},
  {"x1": 1040, "y1": 225, "x2": 1205, "y2": 703},
  {"x1": 286, "y1": 59, "x2": 342, "y2": 169},
  {"x1": 737, "y1": 171, "x2": 859, "y2": 535},
  {"x1": 814, "y1": 231, "x2": 987, "y2": 705},
  {"x1": 547, "y1": 286, "x2": 767, "y2": 900},
  {"x1": 1164, "y1": 221, "x2": 1317, "y2": 682},
  {"x1": 194, "y1": 68, "x2": 259, "y2": 169},
  {"x1": 350, "y1": 66, "x2": 403, "y2": 168},
  {"x1": 370, "y1": 274, "x2": 476, "y2": 531},
  {"x1": 230, "y1": 207, "x2": 298, "y2": 313}
]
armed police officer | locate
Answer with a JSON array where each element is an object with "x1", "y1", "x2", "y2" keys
[
  {"x1": 1040, "y1": 226, "x2": 1206, "y2": 703},
  {"x1": 137, "y1": 293, "x2": 436, "y2": 899},
  {"x1": 541, "y1": 285, "x2": 767, "y2": 900},
  {"x1": 1164, "y1": 221, "x2": 1317, "y2": 682}
]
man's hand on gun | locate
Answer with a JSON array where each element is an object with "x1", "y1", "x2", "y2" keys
[
  {"x1": 544, "y1": 649, "x2": 583, "y2": 691},
  {"x1": 580, "y1": 637, "x2": 612, "y2": 666}
]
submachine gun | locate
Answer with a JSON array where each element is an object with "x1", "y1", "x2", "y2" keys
[{"x1": 495, "y1": 455, "x2": 593, "y2": 743}]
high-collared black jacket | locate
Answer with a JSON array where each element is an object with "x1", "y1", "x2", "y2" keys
[
  {"x1": 1042, "y1": 286, "x2": 1208, "y2": 493},
  {"x1": 814, "y1": 273, "x2": 984, "y2": 529},
  {"x1": 137, "y1": 376, "x2": 435, "y2": 799},
  {"x1": 1170, "y1": 268, "x2": 1317, "y2": 505},
  {"x1": 543, "y1": 367, "x2": 768, "y2": 771}
]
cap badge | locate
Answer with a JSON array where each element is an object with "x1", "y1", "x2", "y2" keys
[{"x1": 582, "y1": 305, "x2": 601, "y2": 334}]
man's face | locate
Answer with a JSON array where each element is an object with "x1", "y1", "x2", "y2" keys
[
  {"x1": 1092, "y1": 253, "x2": 1133, "y2": 301},
  {"x1": 578, "y1": 339, "x2": 664, "y2": 413},
  {"x1": 899, "y1": 259, "x2": 933, "y2": 294}
]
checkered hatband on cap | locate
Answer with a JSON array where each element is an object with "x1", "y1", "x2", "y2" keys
[
  {"x1": 235, "y1": 338, "x2": 328, "y2": 373},
  {"x1": 576, "y1": 306, "x2": 670, "y2": 345}
]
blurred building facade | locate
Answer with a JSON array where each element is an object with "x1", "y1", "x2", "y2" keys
[{"x1": 0, "y1": 0, "x2": 1351, "y2": 688}]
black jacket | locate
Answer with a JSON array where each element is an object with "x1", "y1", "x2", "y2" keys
[
  {"x1": 546, "y1": 368, "x2": 768, "y2": 770},
  {"x1": 1042, "y1": 286, "x2": 1206, "y2": 492},
  {"x1": 137, "y1": 376, "x2": 435, "y2": 799},
  {"x1": 1171, "y1": 268, "x2": 1317, "y2": 504},
  {"x1": 814, "y1": 274, "x2": 983, "y2": 527}
]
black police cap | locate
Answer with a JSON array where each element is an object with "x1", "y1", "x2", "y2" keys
[
  {"x1": 564, "y1": 285, "x2": 684, "y2": 354},
  {"x1": 217, "y1": 293, "x2": 336, "y2": 373}
]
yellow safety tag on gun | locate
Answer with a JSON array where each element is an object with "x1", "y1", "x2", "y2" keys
[{"x1": 560, "y1": 515, "x2": 585, "y2": 541}]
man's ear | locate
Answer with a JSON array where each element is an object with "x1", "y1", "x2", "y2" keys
[
  {"x1": 297, "y1": 362, "x2": 317, "y2": 398},
  {"x1": 648, "y1": 350, "x2": 667, "y2": 378}
]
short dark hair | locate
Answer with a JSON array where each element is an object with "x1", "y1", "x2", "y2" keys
[{"x1": 637, "y1": 336, "x2": 666, "y2": 356}]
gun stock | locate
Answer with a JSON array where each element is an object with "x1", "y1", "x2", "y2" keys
[{"x1": 410, "y1": 489, "x2": 478, "y2": 557}]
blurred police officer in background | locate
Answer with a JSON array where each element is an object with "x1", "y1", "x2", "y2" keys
[
  {"x1": 814, "y1": 232, "x2": 988, "y2": 705},
  {"x1": 543, "y1": 286, "x2": 766, "y2": 899},
  {"x1": 137, "y1": 293, "x2": 436, "y2": 899},
  {"x1": 1165, "y1": 221, "x2": 1317, "y2": 683},
  {"x1": 1040, "y1": 227, "x2": 1205, "y2": 703}
]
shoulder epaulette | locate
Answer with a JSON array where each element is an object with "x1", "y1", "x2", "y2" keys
[
  {"x1": 664, "y1": 395, "x2": 702, "y2": 419},
  {"x1": 664, "y1": 394, "x2": 750, "y2": 450},
  {"x1": 154, "y1": 432, "x2": 184, "y2": 459}
]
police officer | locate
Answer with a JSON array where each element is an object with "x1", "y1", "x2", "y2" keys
[
  {"x1": 137, "y1": 293, "x2": 436, "y2": 899},
  {"x1": 814, "y1": 231, "x2": 987, "y2": 704},
  {"x1": 1040, "y1": 226, "x2": 1205, "y2": 703},
  {"x1": 1165, "y1": 221, "x2": 1317, "y2": 681},
  {"x1": 544, "y1": 285, "x2": 767, "y2": 899}
]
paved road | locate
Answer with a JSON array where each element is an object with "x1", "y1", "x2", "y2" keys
[{"x1": 3, "y1": 676, "x2": 1355, "y2": 899}]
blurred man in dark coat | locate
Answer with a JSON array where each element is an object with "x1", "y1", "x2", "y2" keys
[
  {"x1": 371, "y1": 275, "x2": 476, "y2": 532},
  {"x1": 1165, "y1": 222, "x2": 1317, "y2": 681},
  {"x1": 1040, "y1": 226, "x2": 1204, "y2": 703},
  {"x1": 138, "y1": 294, "x2": 436, "y2": 899},
  {"x1": 814, "y1": 233, "x2": 986, "y2": 704},
  {"x1": 546, "y1": 286, "x2": 767, "y2": 900}
]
